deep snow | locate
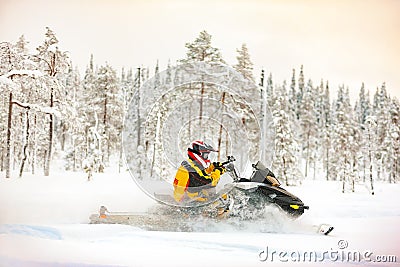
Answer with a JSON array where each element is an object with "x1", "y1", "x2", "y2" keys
[{"x1": 0, "y1": 169, "x2": 399, "y2": 267}]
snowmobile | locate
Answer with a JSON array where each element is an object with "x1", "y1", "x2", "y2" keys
[
  {"x1": 211, "y1": 156, "x2": 309, "y2": 217},
  {"x1": 90, "y1": 156, "x2": 332, "y2": 232}
]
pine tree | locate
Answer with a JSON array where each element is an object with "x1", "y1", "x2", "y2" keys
[
  {"x1": 312, "y1": 80, "x2": 328, "y2": 179},
  {"x1": 154, "y1": 60, "x2": 161, "y2": 90},
  {"x1": 80, "y1": 54, "x2": 99, "y2": 165},
  {"x1": 1, "y1": 31, "x2": 67, "y2": 178},
  {"x1": 299, "y1": 80, "x2": 318, "y2": 178},
  {"x1": 356, "y1": 83, "x2": 370, "y2": 128},
  {"x1": 34, "y1": 27, "x2": 70, "y2": 176},
  {"x1": 180, "y1": 30, "x2": 224, "y2": 64},
  {"x1": 180, "y1": 30, "x2": 225, "y2": 132},
  {"x1": 127, "y1": 67, "x2": 146, "y2": 179},
  {"x1": 272, "y1": 84, "x2": 300, "y2": 185},
  {"x1": 331, "y1": 86, "x2": 359, "y2": 192},
  {"x1": 63, "y1": 65, "x2": 87, "y2": 172},
  {"x1": 0, "y1": 41, "x2": 19, "y2": 177},
  {"x1": 387, "y1": 97, "x2": 400, "y2": 183},
  {"x1": 95, "y1": 63, "x2": 123, "y2": 166},
  {"x1": 373, "y1": 83, "x2": 390, "y2": 181},
  {"x1": 165, "y1": 59, "x2": 172, "y2": 86},
  {"x1": 266, "y1": 73, "x2": 274, "y2": 107},
  {"x1": 15, "y1": 35, "x2": 29, "y2": 56},
  {"x1": 321, "y1": 82, "x2": 332, "y2": 180},
  {"x1": 296, "y1": 65, "x2": 305, "y2": 119},
  {"x1": 120, "y1": 67, "x2": 135, "y2": 114},
  {"x1": 234, "y1": 43, "x2": 254, "y2": 82},
  {"x1": 365, "y1": 115, "x2": 377, "y2": 194},
  {"x1": 355, "y1": 83, "x2": 371, "y2": 182},
  {"x1": 288, "y1": 69, "x2": 297, "y2": 120}
]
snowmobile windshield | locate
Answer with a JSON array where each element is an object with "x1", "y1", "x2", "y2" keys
[
  {"x1": 251, "y1": 161, "x2": 281, "y2": 186},
  {"x1": 254, "y1": 161, "x2": 267, "y2": 171}
]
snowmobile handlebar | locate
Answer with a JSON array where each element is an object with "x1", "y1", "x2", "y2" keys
[
  {"x1": 220, "y1": 156, "x2": 236, "y2": 166},
  {"x1": 220, "y1": 156, "x2": 240, "y2": 181}
]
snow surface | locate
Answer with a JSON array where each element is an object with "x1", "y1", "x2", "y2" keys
[{"x1": 0, "y1": 169, "x2": 399, "y2": 267}]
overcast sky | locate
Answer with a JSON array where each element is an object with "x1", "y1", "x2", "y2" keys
[{"x1": 1, "y1": 0, "x2": 399, "y2": 101}]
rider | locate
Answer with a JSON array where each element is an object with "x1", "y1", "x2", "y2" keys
[{"x1": 173, "y1": 140, "x2": 226, "y2": 203}]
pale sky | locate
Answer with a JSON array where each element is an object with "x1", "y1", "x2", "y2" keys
[{"x1": 1, "y1": 0, "x2": 399, "y2": 101}]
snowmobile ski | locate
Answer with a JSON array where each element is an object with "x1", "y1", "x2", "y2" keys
[{"x1": 317, "y1": 224, "x2": 334, "y2": 235}]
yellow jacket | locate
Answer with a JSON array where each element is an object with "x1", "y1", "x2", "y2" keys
[{"x1": 173, "y1": 160, "x2": 222, "y2": 202}]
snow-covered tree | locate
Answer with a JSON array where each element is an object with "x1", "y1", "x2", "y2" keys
[
  {"x1": 180, "y1": 30, "x2": 225, "y2": 131},
  {"x1": 128, "y1": 66, "x2": 147, "y2": 179},
  {"x1": 386, "y1": 98, "x2": 400, "y2": 183},
  {"x1": 331, "y1": 86, "x2": 360, "y2": 192},
  {"x1": 34, "y1": 27, "x2": 70, "y2": 176},
  {"x1": 288, "y1": 69, "x2": 297, "y2": 120},
  {"x1": 165, "y1": 59, "x2": 172, "y2": 86},
  {"x1": 373, "y1": 83, "x2": 390, "y2": 181},
  {"x1": 355, "y1": 83, "x2": 371, "y2": 128},
  {"x1": 320, "y1": 82, "x2": 332, "y2": 180},
  {"x1": 1, "y1": 36, "x2": 60, "y2": 178},
  {"x1": 365, "y1": 115, "x2": 377, "y2": 194},
  {"x1": 272, "y1": 84, "x2": 300, "y2": 185},
  {"x1": 234, "y1": 43, "x2": 254, "y2": 82},
  {"x1": 95, "y1": 63, "x2": 123, "y2": 166},
  {"x1": 78, "y1": 54, "x2": 100, "y2": 170},
  {"x1": 298, "y1": 80, "x2": 318, "y2": 178},
  {"x1": 181, "y1": 30, "x2": 224, "y2": 64},
  {"x1": 63, "y1": 65, "x2": 86, "y2": 172},
  {"x1": 296, "y1": 65, "x2": 305, "y2": 120},
  {"x1": 266, "y1": 73, "x2": 274, "y2": 107},
  {"x1": 154, "y1": 60, "x2": 161, "y2": 90},
  {"x1": 355, "y1": 84, "x2": 371, "y2": 182}
]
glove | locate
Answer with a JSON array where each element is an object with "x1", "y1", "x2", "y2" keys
[
  {"x1": 210, "y1": 171, "x2": 221, "y2": 186},
  {"x1": 213, "y1": 162, "x2": 226, "y2": 174}
]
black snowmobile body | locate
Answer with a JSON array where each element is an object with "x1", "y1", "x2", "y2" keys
[{"x1": 226, "y1": 160, "x2": 309, "y2": 218}]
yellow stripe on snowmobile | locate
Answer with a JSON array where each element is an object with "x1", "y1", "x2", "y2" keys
[{"x1": 290, "y1": 204, "x2": 299, "y2": 210}]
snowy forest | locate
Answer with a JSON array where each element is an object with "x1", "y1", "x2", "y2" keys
[{"x1": 1, "y1": 28, "x2": 399, "y2": 193}]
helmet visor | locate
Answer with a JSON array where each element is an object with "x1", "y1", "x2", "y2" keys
[{"x1": 201, "y1": 152, "x2": 210, "y2": 160}]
